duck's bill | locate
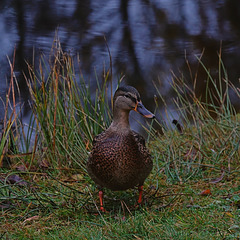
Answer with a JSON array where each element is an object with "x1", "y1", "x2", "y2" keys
[{"x1": 135, "y1": 102, "x2": 155, "y2": 119}]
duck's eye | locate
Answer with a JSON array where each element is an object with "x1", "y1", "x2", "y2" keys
[{"x1": 124, "y1": 94, "x2": 137, "y2": 103}]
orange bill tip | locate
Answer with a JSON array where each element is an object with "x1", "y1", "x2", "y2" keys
[
  {"x1": 135, "y1": 102, "x2": 155, "y2": 119},
  {"x1": 144, "y1": 114, "x2": 155, "y2": 119}
]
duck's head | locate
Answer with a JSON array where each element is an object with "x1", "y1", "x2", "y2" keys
[{"x1": 113, "y1": 86, "x2": 155, "y2": 119}]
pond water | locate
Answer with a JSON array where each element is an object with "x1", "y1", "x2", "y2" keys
[{"x1": 1, "y1": 0, "x2": 240, "y2": 129}]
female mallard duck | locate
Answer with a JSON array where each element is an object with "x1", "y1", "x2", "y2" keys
[{"x1": 87, "y1": 86, "x2": 155, "y2": 211}]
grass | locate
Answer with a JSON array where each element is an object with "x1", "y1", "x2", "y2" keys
[
  {"x1": 0, "y1": 41, "x2": 240, "y2": 239},
  {"x1": 1, "y1": 178, "x2": 239, "y2": 239}
]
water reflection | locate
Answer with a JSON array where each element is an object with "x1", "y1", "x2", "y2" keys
[{"x1": 0, "y1": 0, "x2": 240, "y2": 126}]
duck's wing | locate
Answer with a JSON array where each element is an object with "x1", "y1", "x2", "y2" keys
[{"x1": 132, "y1": 130, "x2": 146, "y2": 147}]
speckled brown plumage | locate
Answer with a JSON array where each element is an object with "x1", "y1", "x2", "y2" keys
[
  {"x1": 87, "y1": 128, "x2": 153, "y2": 191},
  {"x1": 86, "y1": 86, "x2": 155, "y2": 210}
]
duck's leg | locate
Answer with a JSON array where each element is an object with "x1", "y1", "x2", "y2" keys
[
  {"x1": 137, "y1": 185, "x2": 143, "y2": 204},
  {"x1": 98, "y1": 190, "x2": 105, "y2": 212}
]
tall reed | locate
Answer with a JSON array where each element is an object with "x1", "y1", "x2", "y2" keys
[
  {"x1": 24, "y1": 40, "x2": 113, "y2": 171},
  {"x1": 152, "y1": 52, "x2": 240, "y2": 184}
]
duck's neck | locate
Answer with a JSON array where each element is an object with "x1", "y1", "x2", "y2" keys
[{"x1": 110, "y1": 108, "x2": 131, "y2": 130}]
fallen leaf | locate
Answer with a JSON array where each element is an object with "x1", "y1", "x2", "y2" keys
[
  {"x1": 61, "y1": 177, "x2": 76, "y2": 182},
  {"x1": 15, "y1": 164, "x2": 28, "y2": 172},
  {"x1": 38, "y1": 159, "x2": 50, "y2": 168},
  {"x1": 6, "y1": 174, "x2": 27, "y2": 186},
  {"x1": 61, "y1": 174, "x2": 84, "y2": 182},
  {"x1": 200, "y1": 189, "x2": 211, "y2": 196},
  {"x1": 71, "y1": 174, "x2": 84, "y2": 181}
]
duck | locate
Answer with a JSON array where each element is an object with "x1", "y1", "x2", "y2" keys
[{"x1": 87, "y1": 85, "x2": 155, "y2": 211}]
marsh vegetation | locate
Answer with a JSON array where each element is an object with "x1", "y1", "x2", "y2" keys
[{"x1": 0, "y1": 42, "x2": 240, "y2": 239}]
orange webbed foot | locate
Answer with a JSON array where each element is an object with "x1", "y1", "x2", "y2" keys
[
  {"x1": 137, "y1": 185, "x2": 143, "y2": 204},
  {"x1": 98, "y1": 190, "x2": 107, "y2": 213}
]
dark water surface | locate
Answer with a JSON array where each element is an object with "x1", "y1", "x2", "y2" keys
[{"x1": 1, "y1": 0, "x2": 240, "y2": 127}]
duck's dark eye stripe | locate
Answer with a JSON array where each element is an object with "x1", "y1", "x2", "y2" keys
[
  {"x1": 124, "y1": 94, "x2": 137, "y2": 103},
  {"x1": 131, "y1": 97, "x2": 137, "y2": 103}
]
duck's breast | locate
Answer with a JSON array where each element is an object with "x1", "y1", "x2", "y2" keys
[{"x1": 87, "y1": 131, "x2": 152, "y2": 190}]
